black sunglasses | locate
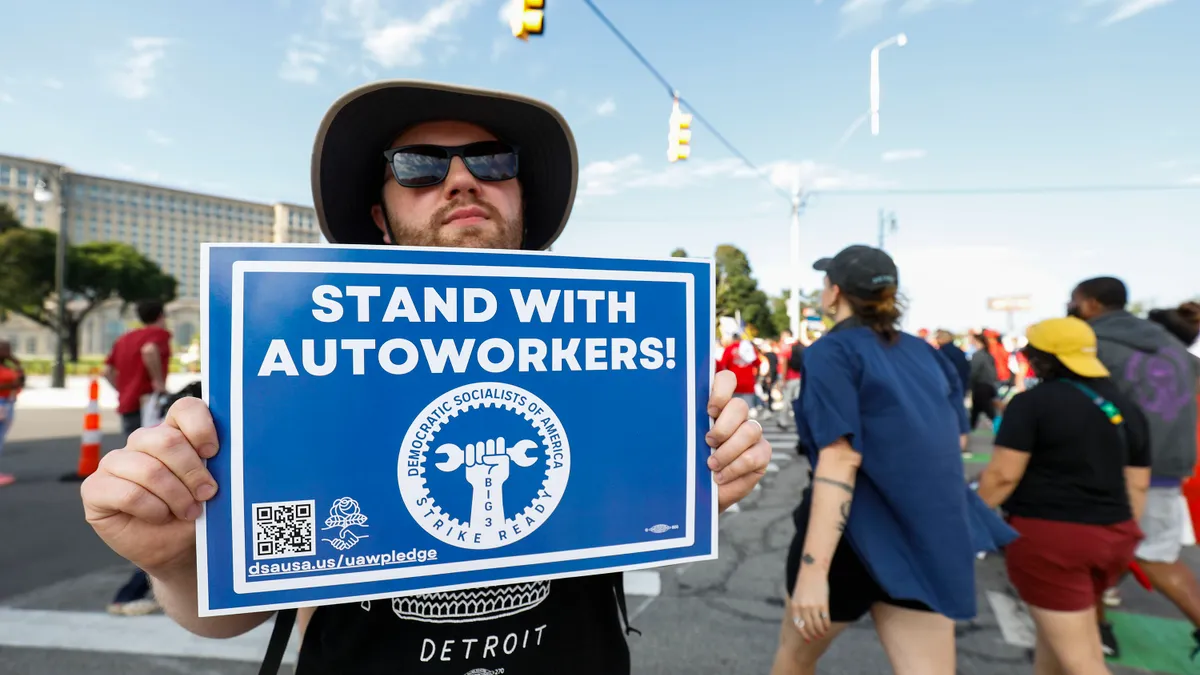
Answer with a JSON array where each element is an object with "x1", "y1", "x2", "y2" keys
[{"x1": 382, "y1": 141, "x2": 520, "y2": 188}]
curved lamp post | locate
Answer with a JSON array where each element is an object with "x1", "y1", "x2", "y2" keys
[{"x1": 870, "y1": 33, "x2": 908, "y2": 136}]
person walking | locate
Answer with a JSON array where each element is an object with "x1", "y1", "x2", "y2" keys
[
  {"x1": 0, "y1": 340, "x2": 24, "y2": 487},
  {"x1": 771, "y1": 245, "x2": 994, "y2": 675},
  {"x1": 935, "y1": 329, "x2": 970, "y2": 395},
  {"x1": 777, "y1": 327, "x2": 812, "y2": 430},
  {"x1": 1071, "y1": 278, "x2": 1200, "y2": 658},
  {"x1": 79, "y1": 80, "x2": 772, "y2": 675},
  {"x1": 717, "y1": 331, "x2": 764, "y2": 417},
  {"x1": 102, "y1": 299, "x2": 172, "y2": 616},
  {"x1": 968, "y1": 332, "x2": 999, "y2": 430},
  {"x1": 976, "y1": 317, "x2": 1150, "y2": 674}
]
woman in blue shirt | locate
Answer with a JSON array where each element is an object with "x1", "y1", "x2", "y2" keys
[{"x1": 771, "y1": 245, "x2": 983, "y2": 675}]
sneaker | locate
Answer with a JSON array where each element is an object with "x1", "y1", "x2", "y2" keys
[
  {"x1": 1103, "y1": 588, "x2": 1122, "y2": 608},
  {"x1": 0, "y1": 473, "x2": 14, "y2": 487},
  {"x1": 106, "y1": 598, "x2": 161, "y2": 616},
  {"x1": 1099, "y1": 622, "x2": 1120, "y2": 659}
]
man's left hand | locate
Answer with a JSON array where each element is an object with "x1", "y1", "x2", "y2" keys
[{"x1": 706, "y1": 370, "x2": 771, "y2": 512}]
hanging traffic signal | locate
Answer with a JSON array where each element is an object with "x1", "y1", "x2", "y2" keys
[
  {"x1": 667, "y1": 97, "x2": 692, "y2": 162},
  {"x1": 510, "y1": 0, "x2": 545, "y2": 41}
]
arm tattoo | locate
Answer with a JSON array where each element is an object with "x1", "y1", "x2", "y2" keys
[
  {"x1": 836, "y1": 499, "x2": 851, "y2": 533},
  {"x1": 802, "y1": 553, "x2": 816, "y2": 566},
  {"x1": 813, "y1": 477, "x2": 855, "y2": 494}
]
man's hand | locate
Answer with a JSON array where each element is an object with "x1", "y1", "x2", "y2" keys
[
  {"x1": 706, "y1": 370, "x2": 771, "y2": 512},
  {"x1": 80, "y1": 397, "x2": 219, "y2": 578}
]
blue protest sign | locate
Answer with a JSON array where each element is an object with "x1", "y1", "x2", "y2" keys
[{"x1": 197, "y1": 244, "x2": 715, "y2": 615}]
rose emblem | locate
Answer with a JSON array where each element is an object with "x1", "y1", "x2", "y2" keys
[{"x1": 324, "y1": 497, "x2": 369, "y2": 530}]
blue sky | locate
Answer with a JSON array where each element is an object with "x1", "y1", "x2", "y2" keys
[{"x1": 1, "y1": 0, "x2": 1197, "y2": 332}]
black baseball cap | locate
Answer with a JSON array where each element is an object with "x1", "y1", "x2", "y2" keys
[{"x1": 813, "y1": 245, "x2": 899, "y2": 298}]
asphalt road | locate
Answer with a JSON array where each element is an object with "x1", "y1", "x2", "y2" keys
[{"x1": 2, "y1": 408, "x2": 1198, "y2": 674}]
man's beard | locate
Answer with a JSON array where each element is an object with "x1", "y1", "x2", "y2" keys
[{"x1": 382, "y1": 197, "x2": 523, "y2": 250}]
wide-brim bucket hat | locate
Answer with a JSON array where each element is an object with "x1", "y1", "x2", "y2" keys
[{"x1": 311, "y1": 80, "x2": 578, "y2": 250}]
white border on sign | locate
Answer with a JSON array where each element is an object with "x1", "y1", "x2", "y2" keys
[
  {"x1": 196, "y1": 244, "x2": 212, "y2": 614},
  {"x1": 223, "y1": 260, "x2": 699, "y2": 596}
]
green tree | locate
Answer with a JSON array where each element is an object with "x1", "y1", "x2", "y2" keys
[
  {"x1": 714, "y1": 244, "x2": 776, "y2": 338},
  {"x1": 0, "y1": 230, "x2": 178, "y2": 361},
  {"x1": 768, "y1": 288, "x2": 821, "y2": 337},
  {"x1": 670, "y1": 248, "x2": 688, "y2": 258},
  {"x1": 1128, "y1": 299, "x2": 1157, "y2": 318},
  {"x1": 0, "y1": 203, "x2": 21, "y2": 235}
]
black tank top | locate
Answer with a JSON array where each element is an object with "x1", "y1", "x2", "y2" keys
[{"x1": 294, "y1": 574, "x2": 634, "y2": 674}]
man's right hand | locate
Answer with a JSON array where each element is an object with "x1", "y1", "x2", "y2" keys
[{"x1": 81, "y1": 397, "x2": 220, "y2": 577}]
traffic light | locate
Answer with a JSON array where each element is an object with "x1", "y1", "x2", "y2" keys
[
  {"x1": 509, "y1": 0, "x2": 544, "y2": 41},
  {"x1": 667, "y1": 97, "x2": 692, "y2": 163}
]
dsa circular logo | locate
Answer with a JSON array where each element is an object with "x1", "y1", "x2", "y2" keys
[{"x1": 397, "y1": 382, "x2": 570, "y2": 550}]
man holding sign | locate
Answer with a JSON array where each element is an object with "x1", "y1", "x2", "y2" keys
[{"x1": 81, "y1": 81, "x2": 770, "y2": 674}]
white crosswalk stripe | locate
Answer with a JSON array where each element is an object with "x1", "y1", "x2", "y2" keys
[{"x1": 0, "y1": 570, "x2": 665, "y2": 664}]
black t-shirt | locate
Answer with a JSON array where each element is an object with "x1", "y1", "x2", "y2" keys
[
  {"x1": 995, "y1": 378, "x2": 1152, "y2": 525},
  {"x1": 295, "y1": 574, "x2": 631, "y2": 674}
]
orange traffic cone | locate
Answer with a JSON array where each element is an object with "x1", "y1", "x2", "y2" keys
[{"x1": 60, "y1": 377, "x2": 102, "y2": 482}]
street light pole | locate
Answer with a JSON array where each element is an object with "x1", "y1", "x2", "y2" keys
[
  {"x1": 788, "y1": 190, "x2": 805, "y2": 338},
  {"x1": 877, "y1": 209, "x2": 897, "y2": 249},
  {"x1": 870, "y1": 33, "x2": 908, "y2": 136},
  {"x1": 34, "y1": 169, "x2": 68, "y2": 388}
]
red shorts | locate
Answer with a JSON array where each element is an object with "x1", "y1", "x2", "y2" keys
[{"x1": 1005, "y1": 516, "x2": 1142, "y2": 612}]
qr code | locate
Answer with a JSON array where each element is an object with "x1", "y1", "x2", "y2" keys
[{"x1": 251, "y1": 500, "x2": 316, "y2": 560}]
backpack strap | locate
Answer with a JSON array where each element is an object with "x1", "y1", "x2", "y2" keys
[
  {"x1": 258, "y1": 608, "x2": 296, "y2": 675},
  {"x1": 1062, "y1": 380, "x2": 1125, "y2": 425},
  {"x1": 1061, "y1": 379, "x2": 1129, "y2": 448},
  {"x1": 613, "y1": 574, "x2": 642, "y2": 637}
]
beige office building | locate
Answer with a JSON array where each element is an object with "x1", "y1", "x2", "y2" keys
[{"x1": 0, "y1": 153, "x2": 322, "y2": 360}]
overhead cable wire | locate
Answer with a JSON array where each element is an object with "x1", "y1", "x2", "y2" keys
[
  {"x1": 810, "y1": 183, "x2": 1200, "y2": 197},
  {"x1": 580, "y1": 0, "x2": 793, "y2": 203}
]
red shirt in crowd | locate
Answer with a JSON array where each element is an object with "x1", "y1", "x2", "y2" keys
[
  {"x1": 716, "y1": 342, "x2": 759, "y2": 394},
  {"x1": 105, "y1": 326, "x2": 171, "y2": 415},
  {"x1": 780, "y1": 339, "x2": 801, "y2": 381}
]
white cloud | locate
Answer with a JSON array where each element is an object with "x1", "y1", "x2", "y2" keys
[
  {"x1": 112, "y1": 162, "x2": 161, "y2": 183},
  {"x1": 881, "y1": 148, "x2": 927, "y2": 162},
  {"x1": 111, "y1": 37, "x2": 170, "y2": 100},
  {"x1": 491, "y1": 36, "x2": 512, "y2": 62},
  {"x1": 0, "y1": 92, "x2": 12, "y2": 104},
  {"x1": 595, "y1": 98, "x2": 616, "y2": 116},
  {"x1": 318, "y1": 0, "x2": 478, "y2": 69},
  {"x1": 1183, "y1": 174, "x2": 1200, "y2": 186},
  {"x1": 579, "y1": 154, "x2": 643, "y2": 196},
  {"x1": 578, "y1": 154, "x2": 883, "y2": 198},
  {"x1": 42, "y1": 78, "x2": 63, "y2": 89},
  {"x1": 361, "y1": 0, "x2": 477, "y2": 68},
  {"x1": 1100, "y1": 0, "x2": 1177, "y2": 25},
  {"x1": 760, "y1": 159, "x2": 886, "y2": 192},
  {"x1": 146, "y1": 130, "x2": 173, "y2": 146},
  {"x1": 839, "y1": 0, "x2": 890, "y2": 32},
  {"x1": 900, "y1": 0, "x2": 974, "y2": 12},
  {"x1": 838, "y1": 0, "x2": 973, "y2": 30},
  {"x1": 280, "y1": 37, "x2": 329, "y2": 84}
]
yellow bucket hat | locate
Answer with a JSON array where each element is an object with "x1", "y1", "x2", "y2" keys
[{"x1": 1025, "y1": 317, "x2": 1110, "y2": 378}]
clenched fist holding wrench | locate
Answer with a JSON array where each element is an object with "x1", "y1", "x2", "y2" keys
[{"x1": 434, "y1": 437, "x2": 539, "y2": 536}]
